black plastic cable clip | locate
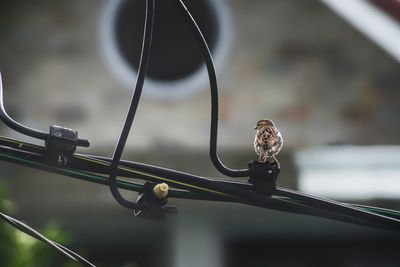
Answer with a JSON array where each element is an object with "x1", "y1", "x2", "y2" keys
[
  {"x1": 248, "y1": 160, "x2": 280, "y2": 196},
  {"x1": 44, "y1": 125, "x2": 90, "y2": 166},
  {"x1": 134, "y1": 182, "x2": 178, "y2": 220}
]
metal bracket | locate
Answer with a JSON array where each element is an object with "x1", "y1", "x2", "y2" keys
[
  {"x1": 134, "y1": 182, "x2": 178, "y2": 220},
  {"x1": 44, "y1": 125, "x2": 89, "y2": 166},
  {"x1": 248, "y1": 160, "x2": 280, "y2": 196}
]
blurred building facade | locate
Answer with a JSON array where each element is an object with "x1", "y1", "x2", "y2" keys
[{"x1": 0, "y1": 0, "x2": 400, "y2": 266}]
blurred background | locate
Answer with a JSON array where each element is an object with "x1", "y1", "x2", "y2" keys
[{"x1": 1, "y1": 0, "x2": 400, "y2": 266}]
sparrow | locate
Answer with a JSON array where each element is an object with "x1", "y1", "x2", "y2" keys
[{"x1": 254, "y1": 119, "x2": 283, "y2": 164}]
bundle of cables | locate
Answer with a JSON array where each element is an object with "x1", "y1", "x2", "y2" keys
[{"x1": 0, "y1": 0, "x2": 399, "y2": 266}]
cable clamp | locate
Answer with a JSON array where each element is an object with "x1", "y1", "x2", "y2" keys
[
  {"x1": 248, "y1": 160, "x2": 280, "y2": 196},
  {"x1": 134, "y1": 182, "x2": 178, "y2": 220},
  {"x1": 44, "y1": 125, "x2": 89, "y2": 166}
]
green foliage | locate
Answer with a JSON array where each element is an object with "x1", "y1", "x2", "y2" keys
[{"x1": 0, "y1": 182, "x2": 80, "y2": 267}]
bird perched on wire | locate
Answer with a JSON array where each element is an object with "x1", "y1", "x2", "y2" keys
[{"x1": 254, "y1": 119, "x2": 283, "y2": 164}]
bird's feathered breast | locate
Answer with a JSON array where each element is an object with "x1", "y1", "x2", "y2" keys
[{"x1": 257, "y1": 126, "x2": 277, "y2": 147}]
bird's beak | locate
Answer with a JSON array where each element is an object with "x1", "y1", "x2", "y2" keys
[{"x1": 254, "y1": 125, "x2": 257, "y2": 130}]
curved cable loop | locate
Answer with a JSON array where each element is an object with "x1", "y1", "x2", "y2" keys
[
  {"x1": 176, "y1": 0, "x2": 250, "y2": 177},
  {"x1": 0, "y1": 72, "x2": 89, "y2": 147},
  {"x1": 0, "y1": 72, "x2": 48, "y2": 140},
  {"x1": 108, "y1": 0, "x2": 155, "y2": 209}
]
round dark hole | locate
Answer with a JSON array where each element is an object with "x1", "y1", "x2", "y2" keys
[{"x1": 115, "y1": 0, "x2": 219, "y2": 82}]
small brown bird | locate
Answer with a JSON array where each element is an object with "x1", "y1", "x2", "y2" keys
[{"x1": 254, "y1": 119, "x2": 283, "y2": 163}]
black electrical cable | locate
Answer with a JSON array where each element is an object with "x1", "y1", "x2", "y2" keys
[
  {"x1": 0, "y1": 72, "x2": 48, "y2": 140},
  {"x1": 0, "y1": 211, "x2": 95, "y2": 267},
  {"x1": 87, "y1": 154, "x2": 400, "y2": 230},
  {"x1": 0, "y1": 72, "x2": 89, "y2": 147},
  {"x1": 0, "y1": 136, "x2": 236, "y2": 202},
  {"x1": 275, "y1": 187, "x2": 400, "y2": 230},
  {"x1": 0, "y1": 136, "x2": 236, "y2": 199},
  {"x1": 0, "y1": 144, "x2": 313, "y2": 219},
  {"x1": 1, "y1": 135, "x2": 395, "y2": 230},
  {"x1": 175, "y1": 0, "x2": 250, "y2": 178},
  {"x1": 0, "y1": 136, "x2": 45, "y2": 154},
  {"x1": 0, "y1": 144, "x2": 233, "y2": 208},
  {"x1": 0, "y1": 134, "x2": 399, "y2": 230},
  {"x1": 0, "y1": 142, "x2": 369, "y2": 228},
  {"x1": 75, "y1": 155, "x2": 338, "y2": 219},
  {"x1": 0, "y1": 146, "x2": 383, "y2": 229},
  {"x1": 108, "y1": 0, "x2": 155, "y2": 209},
  {"x1": 0, "y1": 139, "x2": 399, "y2": 230},
  {"x1": 350, "y1": 204, "x2": 400, "y2": 220}
]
